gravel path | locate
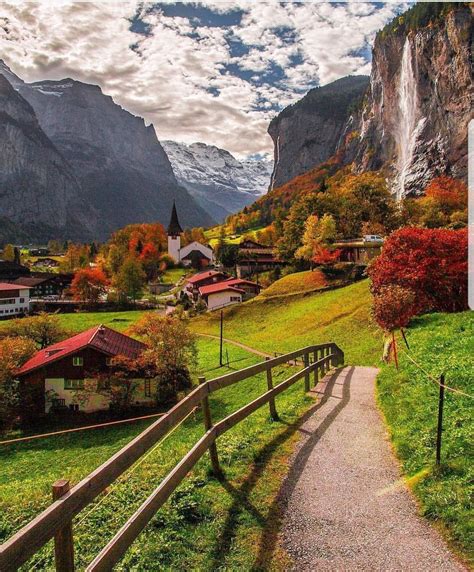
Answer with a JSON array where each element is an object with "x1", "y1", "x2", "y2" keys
[{"x1": 281, "y1": 366, "x2": 465, "y2": 571}]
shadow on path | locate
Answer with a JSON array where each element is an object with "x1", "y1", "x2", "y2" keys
[{"x1": 208, "y1": 366, "x2": 355, "y2": 571}]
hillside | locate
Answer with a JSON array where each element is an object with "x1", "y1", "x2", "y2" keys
[{"x1": 191, "y1": 280, "x2": 382, "y2": 366}]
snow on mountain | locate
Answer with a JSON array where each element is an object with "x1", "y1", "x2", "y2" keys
[{"x1": 163, "y1": 141, "x2": 273, "y2": 222}]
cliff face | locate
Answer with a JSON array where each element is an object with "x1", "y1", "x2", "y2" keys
[
  {"x1": 268, "y1": 75, "x2": 369, "y2": 190},
  {"x1": 17, "y1": 78, "x2": 214, "y2": 235},
  {"x1": 163, "y1": 141, "x2": 273, "y2": 222},
  {"x1": 0, "y1": 74, "x2": 95, "y2": 241},
  {"x1": 347, "y1": 5, "x2": 472, "y2": 197}
]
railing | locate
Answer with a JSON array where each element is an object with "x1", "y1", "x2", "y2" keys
[{"x1": 0, "y1": 342, "x2": 344, "y2": 572}]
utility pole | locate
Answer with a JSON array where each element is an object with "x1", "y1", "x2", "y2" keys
[
  {"x1": 436, "y1": 374, "x2": 445, "y2": 466},
  {"x1": 219, "y1": 309, "x2": 224, "y2": 367}
]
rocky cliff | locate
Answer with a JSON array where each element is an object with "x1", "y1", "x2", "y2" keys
[
  {"x1": 0, "y1": 61, "x2": 214, "y2": 241},
  {"x1": 344, "y1": 3, "x2": 472, "y2": 197},
  {"x1": 162, "y1": 141, "x2": 273, "y2": 222},
  {"x1": 0, "y1": 74, "x2": 95, "y2": 242},
  {"x1": 268, "y1": 75, "x2": 369, "y2": 190}
]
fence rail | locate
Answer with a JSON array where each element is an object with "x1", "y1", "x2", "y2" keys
[{"x1": 0, "y1": 342, "x2": 344, "y2": 572}]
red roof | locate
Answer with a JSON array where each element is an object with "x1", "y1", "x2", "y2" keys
[
  {"x1": 0, "y1": 282, "x2": 31, "y2": 291},
  {"x1": 199, "y1": 283, "x2": 245, "y2": 296},
  {"x1": 186, "y1": 271, "x2": 227, "y2": 285},
  {"x1": 17, "y1": 325, "x2": 145, "y2": 376},
  {"x1": 224, "y1": 278, "x2": 260, "y2": 289}
]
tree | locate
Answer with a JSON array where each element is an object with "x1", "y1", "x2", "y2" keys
[
  {"x1": 295, "y1": 214, "x2": 337, "y2": 267},
  {"x1": 60, "y1": 243, "x2": 90, "y2": 273},
  {"x1": 113, "y1": 257, "x2": 146, "y2": 302},
  {"x1": 0, "y1": 336, "x2": 36, "y2": 429},
  {"x1": 131, "y1": 314, "x2": 197, "y2": 404},
  {"x1": 368, "y1": 227, "x2": 468, "y2": 315},
  {"x1": 71, "y1": 268, "x2": 109, "y2": 304},
  {"x1": 2, "y1": 313, "x2": 69, "y2": 348},
  {"x1": 2, "y1": 244, "x2": 15, "y2": 262}
]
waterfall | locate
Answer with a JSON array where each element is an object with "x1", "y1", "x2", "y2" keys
[
  {"x1": 396, "y1": 38, "x2": 423, "y2": 199},
  {"x1": 269, "y1": 135, "x2": 280, "y2": 191}
]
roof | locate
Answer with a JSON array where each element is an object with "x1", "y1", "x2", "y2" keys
[
  {"x1": 0, "y1": 282, "x2": 31, "y2": 291},
  {"x1": 17, "y1": 325, "x2": 145, "y2": 376},
  {"x1": 199, "y1": 283, "x2": 245, "y2": 296},
  {"x1": 224, "y1": 278, "x2": 260, "y2": 289},
  {"x1": 167, "y1": 201, "x2": 183, "y2": 235},
  {"x1": 11, "y1": 277, "x2": 53, "y2": 287},
  {"x1": 186, "y1": 271, "x2": 227, "y2": 285}
]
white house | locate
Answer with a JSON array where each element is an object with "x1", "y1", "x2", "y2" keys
[
  {"x1": 167, "y1": 202, "x2": 214, "y2": 268},
  {"x1": 0, "y1": 282, "x2": 31, "y2": 318},
  {"x1": 198, "y1": 282, "x2": 244, "y2": 311}
]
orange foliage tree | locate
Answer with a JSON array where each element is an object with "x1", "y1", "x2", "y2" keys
[{"x1": 71, "y1": 268, "x2": 109, "y2": 304}]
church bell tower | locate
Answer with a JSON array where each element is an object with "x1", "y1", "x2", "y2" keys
[{"x1": 167, "y1": 201, "x2": 183, "y2": 263}]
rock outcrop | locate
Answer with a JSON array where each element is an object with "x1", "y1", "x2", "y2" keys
[
  {"x1": 268, "y1": 75, "x2": 369, "y2": 190},
  {"x1": 0, "y1": 74, "x2": 95, "y2": 242},
  {"x1": 344, "y1": 3, "x2": 473, "y2": 197},
  {"x1": 162, "y1": 141, "x2": 273, "y2": 222}
]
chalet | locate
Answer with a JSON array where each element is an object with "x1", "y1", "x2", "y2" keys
[
  {"x1": 222, "y1": 278, "x2": 261, "y2": 298},
  {"x1": 333, "y1": 237, "x2": 384, "y2": 264},
  {"x1": 0, "y1": 259, "x2": 30, "y2": 281},
  {"x1": 30, "y1": 257, "x2": 60, "y2": 269},
  {"x1": 16, "y1": 325, "x2": 154, "y2": 416},
  {"x1": 237, "y1": 240, "x2": 283, "y2": 278},
  {"x1": 10, "y1": 273, "x2": 73, "y2": 298},
  {"x1": 0, "y1": 282, "x2": 31, "y2": 319},
  {"x1": 198, "y1": 282, "x2": 244, "y2": 311},
  {"x1": 185, "y1": 270, "x2": 229, "y2": 301},
  {"x1": 29, "y1": 248, "x2": 50, "y2": 256},
  {"x1": 167, "y1": 202, "x2": 214, "y2": 269}
]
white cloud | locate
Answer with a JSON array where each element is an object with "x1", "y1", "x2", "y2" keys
[{"x1": 0, "y1": 1, "x2": 406, "y2": 157}]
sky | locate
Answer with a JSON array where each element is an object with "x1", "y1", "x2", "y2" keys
[{"x1": 0, "y1": 1, "x2": 407, "y2": 158}]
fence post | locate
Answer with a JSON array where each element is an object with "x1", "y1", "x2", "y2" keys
[
  {"x1": 265, "y1": 357, "x2": 278, "y2": 420},
  {"x1": 52, "y1": 480, "x2": 74, "y2": 572},
  {"x1": 304, "y1": 352, "x2": 310, "y2": 392},
  {"x1": 313, "y1": 349, "x2": 319, "y2": 386},
  {"x1": 436, "y1": 375, "x2": 445, "y2": 466},
  {"x1": 198, "y1": 377, "x2": 222, "y2": 478}
]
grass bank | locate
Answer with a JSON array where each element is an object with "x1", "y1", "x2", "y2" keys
[
  {"x1": 259, "y1": 269, "x2": 328, "y2": 298},
  {"x1": 1, "y1": 337, "x2": 313, "y2": 570},
  {"x1": 377, "y1": 311, "x2": 474, "y2": 564},
  {"x1": 191, "y1": 279, "x2": 381, "y2": 366}
]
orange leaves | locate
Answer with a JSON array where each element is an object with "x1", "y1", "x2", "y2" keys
[{"x1": 71, "y1": 268, "x2": 109, "y2": 304}]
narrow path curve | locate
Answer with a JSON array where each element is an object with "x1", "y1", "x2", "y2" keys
[
  {"x1": 196, "y1": 333, "x2": 272, "y2": 359},
  {"x1": 280, "y1": 366, "x2": 465, "y2": 571}
]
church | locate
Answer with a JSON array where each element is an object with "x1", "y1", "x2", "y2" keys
[{"x1": 167, "y1": 202, "x2": 214, "y2": 269}]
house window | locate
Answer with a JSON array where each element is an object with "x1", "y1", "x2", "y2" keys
[
  {"x1": 19, "y1": 298, "x2": 24, "y2": 303},
  {"x1": 64, "y1": 379, "x2": 84, "y2": 390},
  {"x1": 230, "y1": 296, "x2": 241, "y2": 302},
  {"x1": 144, "y1": 379, "x2": 152, "y2": 397},
  {"x1": 73, "y1": 356, "x2": 83, "y2": 367}
]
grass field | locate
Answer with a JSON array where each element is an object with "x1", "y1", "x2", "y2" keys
[
  {"x1": 377, "y1": 311, "x2": 474, "y2": 563},
  {"x1": 259, "y1": 269, "x2": 329, "y2": 298},
  {"x1": 159, "y1": 267, "x2": 188, "y2": 284},
  {"x1": 0, "y1": 337, "x2": 313, "y2": 570},
  {"x1": 191, "y1": 279, "x2": 382, "y2": 366}
]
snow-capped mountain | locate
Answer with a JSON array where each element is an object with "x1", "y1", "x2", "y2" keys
[{"x1": 162, "y1": 141, "x2": 273, "y2": 222}]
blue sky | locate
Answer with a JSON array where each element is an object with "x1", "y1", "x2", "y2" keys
[{"x1": 0, "y1": 1, "x2": 406, "y2": 157}]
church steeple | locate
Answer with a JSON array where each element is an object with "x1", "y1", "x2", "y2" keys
[{"x1": 167, "y1": 201, "x2": 183, "y2": 237}]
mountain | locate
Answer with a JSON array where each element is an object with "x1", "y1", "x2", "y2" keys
[
  {"x1": 0, "y1": 61, "x2": 215, "y2": 242},
  {"x1": 268, "y1": 75, "x2": 369, "y2": 190},
  {"x1": 162, "y1": 141, "x2": 273, "y2": 222},
  {"x1": 0, "y1": 74, "x2": 96, "y2": 243},
  {"x1": 344, "y1": 3, "x2": 473, "y2": 198}
]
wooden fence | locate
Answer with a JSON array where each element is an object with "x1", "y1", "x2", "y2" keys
[{"x1": 0, "y1": 342, "x2": 344, "y2": 572}]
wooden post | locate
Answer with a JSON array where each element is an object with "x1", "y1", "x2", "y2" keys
[
  {"x1": 303, "y1": 352, "x2": 310, "y2": 392},
  {"x1": 313, "y1": 350, "x2": 319, "y2": 386},
  {"x1": 198, "y1": 377, "x2": 222, "y2": 477},
  {"x1": 265, "y1": 357, "x2": 278, "y2": 420},
  {"x1": 436, "y1": 375, "x2": 445, "y2": 466},
  {"x1": 219, "y1": 310, "x2": 224, "y2": 367},
  {"x1": 52, "y1": 480, "x2": 74, "y2": 572}
]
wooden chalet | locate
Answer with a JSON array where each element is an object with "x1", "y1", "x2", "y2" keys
[{"x1": 237, "y1": 240, "x2": 283, "y2": 278}]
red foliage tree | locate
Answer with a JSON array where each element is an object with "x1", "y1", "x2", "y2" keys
[
  {"x1": 368, "y1": 227, "x2": 468, "y2": 315},
  {"x1": 424, "y1": 176, "x2": 467, "y2": 211},
  {"x1": 312, "y1": 247, "x2": 341, "y2": 266},
  {"x1": 71, "y1": 268, "x2": 109, "y2": 304}
]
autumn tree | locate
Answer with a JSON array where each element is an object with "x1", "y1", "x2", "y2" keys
[
  {"x1": 71, "y1": 268, "x2": 109, "y2": 304},
  {"x1": 60, "y1": 243, "x2": 91, "y2": 273},
  {"x1": 296, "y1": 214, "x2": 337, "y2": 267},
  {"x1": 1, "y1": 244, "x2": 15, "y2": 262},
  {"x1": 131, "y1": 313, "x2": 197, "y2": 402},
  {"x1": 0, "y1": 336, "x2": 36, "y2": 429},
  {"x1": 113, "y1": 257, "x2": 146, "y2": 303},
  {"x1": 2, "y1": 313, "x2": 68, "y2": 348},
  {"x1": 368, "y1": 227, "x2": 468, "y2": 315}
]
